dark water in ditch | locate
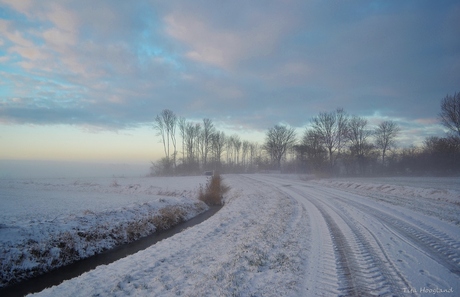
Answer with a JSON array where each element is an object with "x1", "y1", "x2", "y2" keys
[{"x1": 1, "y1": 206, "x2": 222, "y2": 297}]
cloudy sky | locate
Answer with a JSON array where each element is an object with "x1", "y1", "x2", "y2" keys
[{"x1": 1, "y1": 0, "x2": 459, "y2": 165}]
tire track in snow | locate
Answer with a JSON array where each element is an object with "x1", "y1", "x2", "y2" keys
[
  {"x1": 288, "y1": 186, "x2": 411, "y2": 297},
  {"x1": 321, "y1": 197, "x2": 415, "y2": 296},
  {"x1": 247, "y1": 175, "x2": 409, "y2": 296},
  {"x1": 244, "y1": 175, "x2": 460, "y2": 296},
  {"x1": 329, "y1": 194, "x2": 460, "y2": 277},
  {"x1": 298, "y1": 194, "x2": 341, "y2": 296}
]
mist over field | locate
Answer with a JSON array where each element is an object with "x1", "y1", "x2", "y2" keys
[{"x1": 0, "y1": 160, "x2": 149, "y2": 179}]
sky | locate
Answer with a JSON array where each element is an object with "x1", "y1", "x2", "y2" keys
[{"x1": 1, "y1": 0, "x2": 459, "y2": 169}]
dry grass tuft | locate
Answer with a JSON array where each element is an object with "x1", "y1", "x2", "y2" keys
[
  {"x1": 198, "y1": 173, "x2": 230, "y2": 206},
  {"x1": 151, "y1": 206, "x2": 187, "y2": 231}
]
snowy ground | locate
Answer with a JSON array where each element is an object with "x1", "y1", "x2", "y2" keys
[
  {"x1": 0, "y1": 176, "x2": 209, "y2": 288},
  {"x1": 2, "y1": 174, "x2": 460, "y2": 296}
]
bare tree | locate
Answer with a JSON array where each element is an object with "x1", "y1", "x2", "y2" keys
[
  {"x1": 347, "y1": 116, "x2": 372, "y2": 156},
  {"x1": 164, "y1": 109, "x2": 177, "y2": 168},
  {"x1": 232, "y1": 135, "x2": 242, "y2": 166},
  {"x1": 154, "y1": 114, "x2": 167, "y2": 158},
  {"x1": 439, "y1": 92, "x2": 460, "y2": 137},
  {"x1": 193, "y1": 123, "x2": 201, "y2": 166},
  {"x1": 242, "y1": 140, "x2": 250, "y2": 167},
  {"x1": 184, "y1": 121, "x2": 201, "y2": 168},
  {"x1": 225, "y1": 136, "x2": 233, "y2": 165},
  {"x1": 154, "y1": 109, "x2": 177, "y2": 162},
  {"x1": 336, "y1": 108, "x2": 349, "y2": 156},
  {"x1": 201, "y1": 118, "x2": 215, "y2": 168},
  {"x1": 211, "y1": 131, "x2": 226, "y2": 168},
  {"x1": 374, "y1": 120, "x2": 400, "y2": 166},
  {"x1": 300, "y1": 129, "x2": 327, "y2": 172},
  {"x1": 178, "y1": 117, "x2": 186, "y2": 163},
  {"x1": 347, "y1": 116, "x2": 374, "y2": 174},
  {"x1": 249, "y1": 142, "x2": 258, "y2": 170},
  {"x1": 263, "y1": 125, "x2": 296, "y2": 170},
  {"x1": 311, "y1": 108, "x2": 349, "y2": 169}
]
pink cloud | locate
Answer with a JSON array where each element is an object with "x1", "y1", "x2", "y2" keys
[
  {"x1": 9, "y1": 46, "x2": 48, "y2": 61},
  {"x1": 0, "y1": 20, "x2": 34, "y2": 47},
  {"x1": 0, "y1": 0, "x2": 34, "y2": 14},
  {"x1": 45, "y1": 4, "x2": 79, "y2": 33},
  {"x1": 164, "y1": 5, "x2": 297, "y2": 71},
  {"x1": 414, "y1": 118, "x2": 439, "y2": 125}
]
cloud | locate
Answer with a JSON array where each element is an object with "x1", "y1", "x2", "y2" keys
[
  {"x1": 164, "y1": 1, "x2": 302, "y2": 71},
  {"x1": 0, "y1": 0, "x2": 458, "y2": 146},
  {"x1": 0, "y1": 0, "x2": 33, "y2": 14}
]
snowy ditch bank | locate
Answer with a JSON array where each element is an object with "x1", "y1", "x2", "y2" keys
[
  {"x1": 0, "y1": 176, "x2": 210, "y2": 288},
  {"x1": 23, "y1": 175, "x2": 310, "y2": 297}
]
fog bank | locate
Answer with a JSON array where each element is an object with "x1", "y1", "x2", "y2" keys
[{"x1": 0, "y1": 160, "x2": 150, "y2": 179}]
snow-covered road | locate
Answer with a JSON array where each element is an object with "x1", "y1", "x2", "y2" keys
[
  {"x1": 251, "y1": 175, "x2": 460, "y2": 296},
  {"x1": 22, "y1": 174, "x2": 460, "y2": 296}
]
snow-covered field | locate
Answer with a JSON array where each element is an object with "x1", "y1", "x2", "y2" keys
[
  {"x1": 0, "y1": 176, "x2": 209, "y2": 288},
  {"x1": 1, "y1": 174, "x2": 460, "y2": 296}
]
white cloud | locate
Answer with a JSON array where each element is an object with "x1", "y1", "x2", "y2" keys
[{"x1": 164, "y1": 4, "x2": 297, "y2": 71}]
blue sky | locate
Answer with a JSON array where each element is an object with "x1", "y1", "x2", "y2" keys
[{"x1": 0, "y1": 0, "x2": 459, "y2": 163}]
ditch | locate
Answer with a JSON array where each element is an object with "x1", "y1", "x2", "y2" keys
[{"x1": 0, "y1": 206, "x2": 222, "y2": 297}]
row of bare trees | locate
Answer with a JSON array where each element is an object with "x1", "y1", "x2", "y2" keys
[
  {"x1": 291, "y1": 92, "x2": 460, "y2": 176},
  {"x1": 153, "y1": 109, "x2": 265, "y2": 175},
  {"x1": 152, "y1": 107, "x2": 401, "y2": 176},
  {"x1": 292, "y1": 108, "x2": 402, "y2": 175},
  {"x1": 153, "y1": 91, "x2": 460, "y2": 176}
]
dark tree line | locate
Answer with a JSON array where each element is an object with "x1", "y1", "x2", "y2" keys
[
  {"x1": 386, "y1": 92, "x2": 460, "y2": 176},
  {"x1": 293, "y1": 109, "x2": 402, "y2": 176},
  {"x1": 152, "y1": 92, "x2": 460, "y2": 176},
  {"x1": 292, "y1": 92, "x2": 460, "y2": 176}
]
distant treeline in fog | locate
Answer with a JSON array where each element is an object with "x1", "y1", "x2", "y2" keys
[{"x1": 152, "y1": 92, "x2": 460, "y2": 177}]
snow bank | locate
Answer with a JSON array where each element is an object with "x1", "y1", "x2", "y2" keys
[
  {"x1": 312, "y1": 178, "x2": 460, "y2": 203},
  {"x1": 0, "y1": 176, "x2": 209, "y2": 288},
  {"x1": 310, "y1": 177, "x2": 460, "y2": 224}
]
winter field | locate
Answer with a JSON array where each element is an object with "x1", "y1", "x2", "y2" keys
[
  {"x1": 0, "y1": 176, "x2": 210, "y2": 290},
  {"x1": 1, "y1": 174, "x2": 460, "y2": 296}
]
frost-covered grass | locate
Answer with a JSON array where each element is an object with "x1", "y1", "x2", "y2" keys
[{"x1": 0, "y1": 176, "x2": 209, "y2": 288}]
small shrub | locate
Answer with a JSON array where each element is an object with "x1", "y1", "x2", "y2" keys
[{"x1": 198, "y1": 173, "x2": 230, "y2": 206}]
